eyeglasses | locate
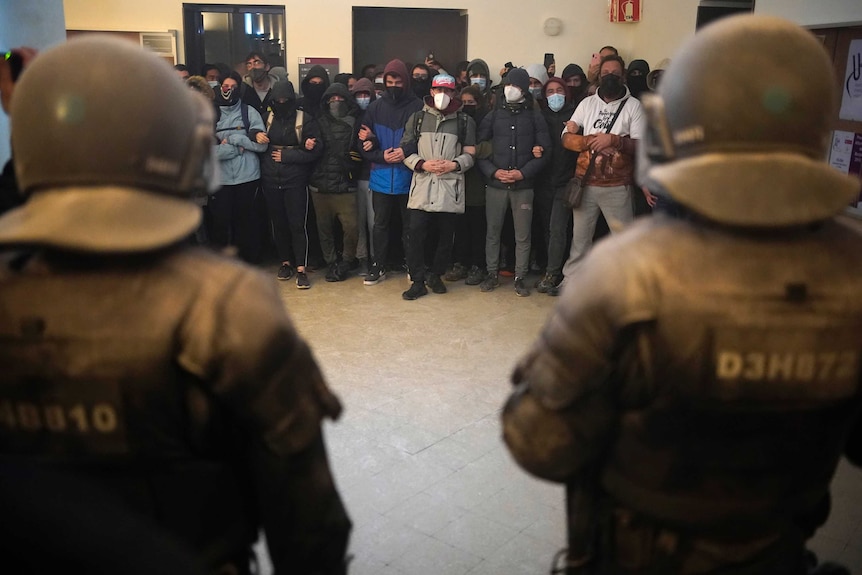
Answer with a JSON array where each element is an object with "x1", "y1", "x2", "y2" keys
[{"x1": 246, "y1": 59, "x2": 264, "y2": 67}]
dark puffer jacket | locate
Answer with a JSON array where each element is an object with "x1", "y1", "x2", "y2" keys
[
  {"x1": 309, "y1": 83, "x2": 361, "y2": 194},
  {"x1": 538, "y1": 77, "x2": 579, "y2": 189},
  {"x1": 478, "y1": 99, "x2": 551, "y2": 190},
  {"x1": 259, "y1": 80, "x2": 323, "y2": 187}
]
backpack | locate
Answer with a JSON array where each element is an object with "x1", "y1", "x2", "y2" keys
[
  {"x1": 411, "y1": 109, "x2": 469, "y2": 144},
  {"x1": 263, "y1": 107, "x2": 305, "y2": 142}
]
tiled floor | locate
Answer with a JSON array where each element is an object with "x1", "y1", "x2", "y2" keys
[{"x1": 256, "y1": 265, "x2": 862, "y2": 574}]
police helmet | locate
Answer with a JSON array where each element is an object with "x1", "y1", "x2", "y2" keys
[
  {"x1": 0, "y1": 36, "x2": 215, "y2": 252},
  {"x1": 640, "y1": 15, "x2": 860, "y2": 227}
]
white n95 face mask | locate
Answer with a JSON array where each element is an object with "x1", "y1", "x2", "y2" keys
[
  {"x1": 504, "y1": 86, "x2": 523, "y2": 103},
  {"x1": 433, "y1": 92, "x2": 451, "y2": 110}
]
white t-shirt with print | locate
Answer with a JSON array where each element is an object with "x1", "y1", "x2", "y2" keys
[{"x1": 567, "y1": 88, "x2": 646, "y2": 140}]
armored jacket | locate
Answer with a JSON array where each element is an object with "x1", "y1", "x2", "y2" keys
[
  {"x1": 505, "y1": 214, "x2": 862, "y2": 545},
  {"x1": 0, "y1": 246, "x2": 349, "y2": 574}
]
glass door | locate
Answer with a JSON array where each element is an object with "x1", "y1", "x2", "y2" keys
[{"x1": 182, "y1": 4, "x2": 285, "y2": 77}]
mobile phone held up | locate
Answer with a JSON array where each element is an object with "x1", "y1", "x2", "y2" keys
[{"x1": 4, "y1": 50, "x2": 24, "y2": 81}]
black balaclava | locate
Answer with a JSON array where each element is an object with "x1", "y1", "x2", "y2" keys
[
  {"x1": 626, "y1": 59, "x2": 651, "y2": 99},
  {"x1": 269, "y1": 80, "x2": 297, "y2": 118}
]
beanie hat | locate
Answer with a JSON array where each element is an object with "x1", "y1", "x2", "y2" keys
[
  {"x1": 431, "y1": 74, "x2": 456, "y2": 90},
  {"x1": 504, "y1": 68, "x2": 530, "y2": 93}
]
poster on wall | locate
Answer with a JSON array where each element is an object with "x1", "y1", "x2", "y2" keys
[
  {"x1": 839, "y1": 39, "x2": 862, "y2": 122},
  {"x1": 297, "y1": 57, "x2": 339, "y2": 94},
  {"x1": 609, "y1": 0, "x2": 642, "y2": 23},
  {"x1": 830, "y1": 130, "x2": 862, "y2": 207}
]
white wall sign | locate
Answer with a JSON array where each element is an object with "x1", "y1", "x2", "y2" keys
[{"x1": 839, "y1": 39, "x2": 862, "y2": 122}]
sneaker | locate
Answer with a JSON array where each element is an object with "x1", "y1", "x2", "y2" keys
[
  {"x1": 277, "y1": 263, "x2": 294, "y2": 281},
  {"x1": 335, "y1": 260, "x2": 352, "y2": 281},
  {"x1": 364, "y1": 264, "x2": 386, "y2": 285},
  {"x1": 402, "y1": 281, "x2": 428, "y2": 300},
  {"x1": 426, "y1": 273, "x2": 447, "y2": 294},
  {"x1": 443, "y1": 263, "x2": 467, "y2": 282},
  {"x1": 499, "y1": 269, "x2": 515, "y2": 278},
  {"x1": 465, "y1": 265, "x2": 485, "y2": 286},
  {"x1": 480, "y1": 272, "x2": 499, "y2": 292},
  {"x1": 296, "y1": 271, "x2": 311, "y2": 289},
  {"x1": 514, "y1": 276, "x2": 531, "y2": 297},
  {"x1": 535, "y1": 273, "x2": 563, "y2": 293},
  {"x1": 357, "y1": 258, "x2": 369, "y2": 277},
  {"x1": 325, "y1": 262, "x2": 339, "y2": 282}
]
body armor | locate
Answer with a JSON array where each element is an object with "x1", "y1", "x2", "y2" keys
[
  {"x1": 504, "y1": 15, "x2": 862, "y2": 574},
  {"x1": 0, "y1": 247, "x2": 348, "y2": 572},
  {"x1": 0, "y1": 36, "x2": 349, "y2": 574}
]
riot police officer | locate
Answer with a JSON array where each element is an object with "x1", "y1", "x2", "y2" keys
[
  {"x1": 0, "y1": 37, "x2": 350, "y2": 574},
  {"x1": 502, "y1": 15, "x2": 862, "y2": 575}
]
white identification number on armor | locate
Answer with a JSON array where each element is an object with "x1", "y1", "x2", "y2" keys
[
  {"x1": 711, "y1": 325, "x2": 862, "y2": 401},
  {"x1": 0, "y1": 401, "x2": 119, "y2": 434},
  {"x1": 716, "y1": 351, "x2": 857, "y2": 383}
]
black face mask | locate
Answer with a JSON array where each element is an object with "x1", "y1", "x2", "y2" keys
[
  {"x1": 303, "y1": 82, "x2": 326, "y2": 104},
  {"x1": 386, "y1": 86, "x2": 404, "y2": 101},
  {"x1": 411, "y1": 77, "x2": 430, "y2": 99},
  {"x1": 270, "y1": 100, "x2": 295, "y2": 118},
  {"x1": 461, "y1": 103, "x2": 477, "y2": 117},
  {"x1": 329, "y1": 100, "x2": 348, "y2": 118},
  {"x1": 215, "y1": 87, "x2": 240, "y2": 107},
  {"x1": 250, "y1": 67, "x2": 268, "y2": 83},
  {"x1": 568, "y1": 82, "x2": 588, "y2": 102},
  {"x1": 600, "y1": 74, "x2": 625, "y2": 98},
  {"x1": 626, "y1": 75, "x2": 649, "y2": 99}
]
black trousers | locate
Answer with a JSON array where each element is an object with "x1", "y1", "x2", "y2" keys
[
  {"x1": 407, "y1": 210, "x2": 457, "y2": 283},
  {"x1": 452, "y1": 205, "x2": 487, "y2": 270},
  {"x1": 208, "y1": 180, "x2": 263, "y2": 264},
  {"x1": 262, "y1": 182, "x2": 310, "y2": 268},
  {"x1": 371, "y1": 191, "x2": 409, "y2": 269}
]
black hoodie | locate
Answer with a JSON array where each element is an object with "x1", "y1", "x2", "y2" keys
[
  {"x1": 298, "y1": 64, "x2": 331, "y2": 118},
  {"x1": 260, "y1": 79, "x2": 324, "y2": 185}
]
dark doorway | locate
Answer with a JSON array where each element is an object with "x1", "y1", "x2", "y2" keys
[
  {"x1": 696, "y1": 0, "x2": 753, "y2": 30},
  {"x1": 182, "y1": 3, "x2": 285, "y2": 77},
  {"x1": 352, "y1": 7, "x2": 467, "y2": 78}
]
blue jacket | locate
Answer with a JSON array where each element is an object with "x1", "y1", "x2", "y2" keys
[
  {"x1": 359, "y1": 59, "x2": 423, "y2": 195},
  {"x1": 214, "y1": 101, "x2": 267, "y2": 185}
]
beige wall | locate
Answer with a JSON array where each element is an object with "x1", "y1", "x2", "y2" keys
[
  {"x1": 63, "y1": 0, "x2": 697, "y2": 83},
  {"x1": 755, "y1": 0, "x2": 862, "y2": 28}
]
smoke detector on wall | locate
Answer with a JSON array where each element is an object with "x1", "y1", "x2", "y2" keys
[{"x1": 543, "y1": 17, "x2": 563, "y2": 36}]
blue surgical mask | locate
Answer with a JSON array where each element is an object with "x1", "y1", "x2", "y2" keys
[
  {"x1": 355, "y1": 96, "x2": 371, "y2": 110},
  {"x1": 207, "y1": 80, "x2": 219, "y2": 89},
  {"x1": 547, "y1": 93, "x2": 565, "y2": 112},
  {"x1": 470, "y1": 77, "x2": 487, "y2": 90}
]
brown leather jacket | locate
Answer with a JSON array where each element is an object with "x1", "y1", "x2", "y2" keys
[{"x1": 562, "y1": 132, "x2": 636, "y2": 187}]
